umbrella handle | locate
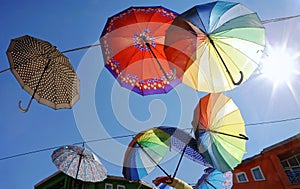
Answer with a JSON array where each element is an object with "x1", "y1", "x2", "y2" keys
[
  {"x1": 18, "y1": 98, "x2": 33, "y2": 113},
  {"x1": 167, "y1": 66, "x2": 176, "y2": 81},
  {"x1": 230, "y1": 70, "x2": 243, "y2": 86}
]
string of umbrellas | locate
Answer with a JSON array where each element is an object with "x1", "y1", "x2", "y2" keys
[{"x1": 1, "y1": 1, "x2": 299, "y2": 189}]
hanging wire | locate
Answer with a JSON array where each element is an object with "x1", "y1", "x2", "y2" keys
[
  {"x1": 0, "y1": 134, "x2": 134, "y2": 161},
  {"x1": 58, "y1": 13, "x2": 300, "y2": 53},
  {"x1": 262, "y1": 14, "x2": 300, "y2": 24},
  {"x1": 1, "y1": 116, "x2": 300, "y2": 161},
  {"x1": 0, "y1": 13, "x2": 299, "y2": 74}
]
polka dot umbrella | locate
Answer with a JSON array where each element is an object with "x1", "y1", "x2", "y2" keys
[{"x1": 5, "y1": 35, "x2": 80, "y2": 112}]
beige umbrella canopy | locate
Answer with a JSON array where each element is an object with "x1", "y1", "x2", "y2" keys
[{"x1": 5, "y1": 35, "x2": 80, "y2": 112}]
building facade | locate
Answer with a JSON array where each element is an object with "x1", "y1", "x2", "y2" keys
[
  {"x1": 233, "y1": 133, "x2": 300, "y2": 189},
  {"x1": 35, "y1": 171, "x2": 155, "y2": 189}
]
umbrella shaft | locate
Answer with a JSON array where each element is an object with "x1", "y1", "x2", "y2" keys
[
  {"x1": 205, "y1": 180, "x2": 217, "y2": 189},
  {"x1": 75, "y1": 153, "x2": 83, "y2": 180},
  {"x1": 136, "y1": 141, "x2": 171, "y2": 178},
  {"x1": 207, "y1": 129, "x2": 249, "y2": 140},
  {"x1": 208, "y1": 36, "x2": 243, "y2": 85},
  {"x1": 145, "y1": 43, "x2": 174, "y2": 81}
]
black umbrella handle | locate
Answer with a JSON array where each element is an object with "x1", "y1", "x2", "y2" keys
[{"x1": 18, "y1": 97, "x2": 34, "y2": 113}]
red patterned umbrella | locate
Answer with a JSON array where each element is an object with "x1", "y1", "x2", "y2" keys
[{"x1": 100, "y1": 6, "x2": 181, "y2": 96}]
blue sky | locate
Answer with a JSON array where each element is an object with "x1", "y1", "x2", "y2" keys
[{"x1": 1, "y1": 0, "x2": 300, "y2": 188}]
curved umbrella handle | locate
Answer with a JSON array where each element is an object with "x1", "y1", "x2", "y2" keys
[
  {"x1": 18, "y1": 98, "x2": 33, "y2": 113},
  {"x1": 230, "y1": 70, "x2": 244, "y2": 86},
  {"x1": 239, "y1": 134, "x2": 249, "y2": 140},
  {"x1": 166, "y1": 66, "x2": 176, "y2": 82}
]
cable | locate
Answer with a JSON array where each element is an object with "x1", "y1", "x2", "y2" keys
[
  {"x1": 0, "y1": 134, "x2": 135, "y2": 161},
  {"x1": 1, "y1": 117, "x2": 300, "y2": 161},
  {"x1": 57, "y1": 13, "x2": 300, "y2": 54},
  {"x1": 262, "y1": 14, "x2": 300, "y2": 24},
  {"x1": 245, "y1": 117, "x2": 300, "y2": 126}
]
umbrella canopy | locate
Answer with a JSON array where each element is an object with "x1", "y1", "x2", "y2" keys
[
  {"x1": 100, "y1": 6, "x2": 181, "y2": 96},
  {"x1": 52, "y1": 145, "x2": 107, "y2": 182},
  {"x1": 195, "y1": 168, "x2": 233, "y2": 189},
  {"x1": 122, "y1": 126, "x2": 211, "y2": 181},
  {"x1": 6, "y1": 35, "x2": 80, "y2": 112},
  {"x1": 192, "y1": 93, "x2": 247, "y2": 172},
  {"x1": 164, "y1": 1, "x2": 265, "y2": 93}
]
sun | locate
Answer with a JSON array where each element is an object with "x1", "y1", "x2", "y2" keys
[{"x1": 259, "y1": 43, "x2": 300, "y2": 86}]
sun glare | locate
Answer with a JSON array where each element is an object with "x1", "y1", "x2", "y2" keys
[{"x1": 260, "y1": 44, "x2": 300, "y2": 86}]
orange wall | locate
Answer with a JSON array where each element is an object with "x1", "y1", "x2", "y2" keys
[
  {"x1": 233, "y1": 135, "x2": 300, "y2": 189},
  {"x1": 233, "y1": 155, "x2": 285, "y2": 189}
]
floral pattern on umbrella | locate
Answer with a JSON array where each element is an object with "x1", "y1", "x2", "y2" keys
[{"x1": 52, "y1": 145, "x2": 107, "y2": 182}]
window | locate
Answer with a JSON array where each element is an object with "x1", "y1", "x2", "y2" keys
[
  {"x1": 105, "y1": 183, "x2": 113, "y2": 189},
  {"x1": 236, "y1": 172, "x2": 248, "y2": 183},
  {"x1": 117, "y1": 185, "x2": 125, "y2": 189},
  {"x1": 281, "y1": 153, "x2": 300, "y2": 184},
  {"x1": 251, "y1": 166, "x2": 265, "y2": 181}
]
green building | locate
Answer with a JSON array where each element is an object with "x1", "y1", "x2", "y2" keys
[{"x1": 34, "y1": 171, "x2": 156, "y2": 189}]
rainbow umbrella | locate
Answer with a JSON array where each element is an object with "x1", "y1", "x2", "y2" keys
[
  {"x1": 165, "y1": 1, "x2": 265, "y2": 93},
  {"x1": 122, "y1": 126, "x2": 211, "y2": 181},
  {"x1": 195, "y1": 168, "x2": 233, "y2": 189},
  {"x1": 100, "y1": 6, "x2": 180, "y2": 96},
  {"x1": 192, "y1": 93, "x2": 248, "y2": 172}
]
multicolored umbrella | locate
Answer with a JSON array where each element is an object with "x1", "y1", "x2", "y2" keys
[
  {"x1": 195, "y1": 168, "x2": 233, "y2": 189},
  {"x1": 100, "y1": 6, "x2": 181, "y2": 96},
  {"x1": 5, "y1": 35, "x2": 80, "y2": 112},
  {"x1": 51, "y1": 145, "x2": 107, "y2": 182},
  {"x1": 192, "y1": 93, "x2": 248, "y2": 172},
  {"x1": 165, "y1": 1, "x2": 265, "y2": 93},
  {"x1": 122, "y1": 126, "x2": 211, "y2": 181}
]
